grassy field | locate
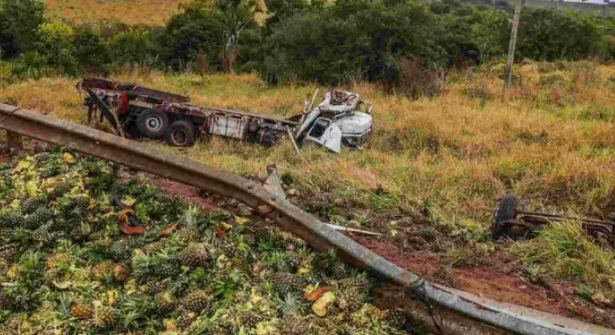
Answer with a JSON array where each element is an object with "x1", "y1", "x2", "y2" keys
[
  {"x1": 2, "y1": 62, "x2": 615, "y2": 299},
  {"x1": 42, "y1": 0, "x2": 188, "y2": 26}
]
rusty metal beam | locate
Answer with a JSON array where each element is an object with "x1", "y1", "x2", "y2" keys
[{"x1": 0, "y1": 103, "x2": 613, "y2": 335}]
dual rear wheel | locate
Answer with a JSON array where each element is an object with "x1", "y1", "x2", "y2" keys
[{"x1": 135, "y1": 109, "x2": 196, "y2": 147}]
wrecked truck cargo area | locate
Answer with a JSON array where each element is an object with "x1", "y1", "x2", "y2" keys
[{"x1": 78, "y1": 77, "x2": 373, "y2": 153}]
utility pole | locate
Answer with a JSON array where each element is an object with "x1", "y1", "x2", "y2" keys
[{"x1": 504, "y1": 0, "x2": 523, "y2": 89}]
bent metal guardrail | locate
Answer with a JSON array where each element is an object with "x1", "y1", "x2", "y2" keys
[{"x1": 0, "y1": 103, "x2": 612, "y2": 335}]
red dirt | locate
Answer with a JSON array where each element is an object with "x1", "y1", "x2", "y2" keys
[
  {"x1": 355, "y1": 237, "x2": 615, "y2": 328},
  {"x1": 153, "y1": 179, "x2": 218, "y2": 212}
]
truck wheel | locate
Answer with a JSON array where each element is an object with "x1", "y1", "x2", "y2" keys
[
  {"x1": 166, "y1": 120, "x2": 196, "y2": 147},
  {"x1": 137, "y1": 109, "x2": 169, "y2": 139},
  {"x1": 492, "y1": 194, "x2": 518, "y2": 240}
]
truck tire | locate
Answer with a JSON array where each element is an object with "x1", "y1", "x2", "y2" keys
[
  {"x1": 166, "y1": 120, "x2": 196, "y2": 147},
  {"x1": 492, "y1": 194, "x2": 518, "y2": 240},
  {"x1": 136, "y1": 109, "x2": 169, "y2": 139}
]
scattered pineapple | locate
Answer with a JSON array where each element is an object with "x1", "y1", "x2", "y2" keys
[
  {"x1": 0, "y1": 211, "x2": 21, "y2": 227},
  {"x1": 71, "y1": 301, "x2": 94, "y2": 319},
  {"x1": 182, "y1": 290, "x2": 212, "y2": 313},
  {"x1": 25, "y1": 207, "x2": 53, "y2": 229},
  {"x1": 270, "y1": 273, "x2": 306, "y2": 296},
  {"x1": 92, "y1": 306, "x2": 117, "y2": 328},
  {"x1": 176, "y1": 227, "x2": 200, "y2": 243},
  {"x1": 385, "y1": 308, "x2": 407, "y2": 328},
  {"x1": 0, "y1": 151, "x2": 406, "y2": 335},
  {"x1": 238, "y1": 311, "x2": 263, "y2": 329},
  {"x1": 21, "y1": 197, "x2": 45, "y2": 215},
  {"x1": 155, "y1": 261, "x2": 181, "y2": 278},
  {"x1": 113, "y1": 263, "x2": 130, "y2": 282},
  {"x1": 178, "y1": 243, "x2": 209, "y2": 267},
  {"x1": 0, "y1": 243, "x2": 18, "y2": 263},
  {"x1": 154, "y1": 291, "x2": 178, "y2": 313}
]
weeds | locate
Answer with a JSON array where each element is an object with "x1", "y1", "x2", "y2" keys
[{"x1": 514, "y1": 221, "x2": 615, "y2": 299}]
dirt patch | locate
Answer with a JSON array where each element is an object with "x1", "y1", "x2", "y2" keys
[
  {"x1": 153, "y1": 178, "x2": 218, "y2": 212},
  {"x1": 353, "y1": 235, "x2": 615, "y2": 328}
]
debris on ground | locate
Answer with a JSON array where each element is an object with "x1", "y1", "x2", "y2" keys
[{"x1": 0, "y1": 147, "x2": 419, "y2": 335}]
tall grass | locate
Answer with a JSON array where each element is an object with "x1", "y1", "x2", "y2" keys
[{"x1": 514, "y1": 221, "x2": 615, "y2": 299}]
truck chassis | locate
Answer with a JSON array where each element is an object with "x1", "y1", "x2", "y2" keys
[{"x1": 78, "y1": 77, "x2": 373, "y2": 152}]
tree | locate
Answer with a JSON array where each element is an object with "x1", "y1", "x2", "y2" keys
[
  {"x1": 213, "y1": 0, "x2": 262, "y2": 73},
  {"x1": 0, "y1": 0, "x2": 45, "y2": 58}
]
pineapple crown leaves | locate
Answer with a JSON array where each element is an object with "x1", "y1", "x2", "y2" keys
[
  {"x1": 180, "y1": 205, "x2": 203, "y2": 230},
  {"x1": 274, "y1": 292, "x2": 308, "y2": 316},
  {"x1": 214, "y1": 269, "x2": 247, "y2": 304}
]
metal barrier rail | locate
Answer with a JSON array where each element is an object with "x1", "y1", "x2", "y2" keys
[{"x1": 0, "y1": 103, "x2": 612, "y2": 335}]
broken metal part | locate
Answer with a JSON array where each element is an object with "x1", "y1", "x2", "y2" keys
[
  {"x1": 326, "y1": 223, "x2": 382, "y2": 237},
  {"x1": 1, "y1": 103, "x2": 614, "y2": 335},
  {"x1": 263, "y1": 165, "x2": 286, "y2": 201},
  {"x1": 492, "y1": 195, "x2": 615, "y2": 247}
]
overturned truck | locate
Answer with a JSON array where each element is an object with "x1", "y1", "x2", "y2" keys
[{"x1": 77, "y1": 78, "x2": 373, "y2": 153}]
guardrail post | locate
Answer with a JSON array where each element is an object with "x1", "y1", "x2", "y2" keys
[{"x1": 6, "y1": 131, "x2": 23, "y2": 151}]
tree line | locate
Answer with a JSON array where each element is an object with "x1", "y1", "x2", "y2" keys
[{"x1": 1, "y1": 0, "x2": 615, "y2": 87}]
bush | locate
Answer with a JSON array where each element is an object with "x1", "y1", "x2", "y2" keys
[
  {"x1": 392, "y1": 57, "x2": 446, "y2": 99},
  {"x1": 261, "y1": 0, "x2": 447, "y2": 85},
  {"x1": 73, "y1": 27, "x2": 111, "y2": 75},
  {"x1": 0, "y1": 0, "x2": 45, "y2": 58},
  {"x1": 517, "y1": 9, "x2": 608, "y2": 61},
  {"x1": 108, "y1": 28, "x2": 159, "y2": 69},
  {"x1": 37, "y1": 20, "x2": 79, "y2": 76}
]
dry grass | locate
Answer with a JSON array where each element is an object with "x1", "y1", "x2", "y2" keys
[
  {"x1": 3, "y1": 62, "x2": 615, "y2": 227},
  {"x1": 42, "y1": 0, "x2": 188, "y2": 26}
]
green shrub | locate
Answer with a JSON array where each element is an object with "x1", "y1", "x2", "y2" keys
[{"x1": 0, "y1": 0, "x2": 45, "y2": 58}]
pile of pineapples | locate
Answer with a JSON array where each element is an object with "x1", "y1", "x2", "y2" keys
[{"x1": 0, "y1": 147, "x2": 418, "y2": 335}]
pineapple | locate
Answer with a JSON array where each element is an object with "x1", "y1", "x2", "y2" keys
[
  {"x1": 270, "y1": 273, "x2": 306, "y2": 296},
  {"x1": 154, "y1": 291, "x2": 178, "y2": 313},
  {"x1": 0, "y1": 243, "x2": 18, "y2": 263},
  {"x1": 154, "y1": 261, "x2": 181, "y2": 278},
  {"x1": 113, "y1": 263, "x2": 130, "y2": 282},
  {"x1": 88, "y1": 239, "x2": 114, "y2": 254},
  {"x1": 239, "y1": 311, "x2": 263, "y2": 329},
  {"x1": 178, "y1": 309, "x2": 197, "y2": 330},
  {"x1": 92, "y1": 306, "x2": 117, "y2": 328},
  {"x1": 335, "y1": 286, "x2": 364, "y2": 313},
  {"x1": 88, "y1": 230, "x2": 105, "y2": 241},
  {"x1": 140, "y1": 281, "x2": 165, "y2": 295},
  {"x1": 143, "y1": 241, "x2": 165, "y2": 254},
  {"x1": 109, "y1": 239, "x2": 130, "y2": 261},
  {"x1": 68, "y1": 222, "x2": 91, "y2": 242},
  {"x1": 32, "y1": 223, "x2": 55, "y2": 246},
  {"x1": 176, "y1": 227, "x2": 200, "y2": 243},
  {"x1": 46, "y1": 252, "x2": 72, "y2": 269},
  {"x1": 74, "y1": 196, "x2": 90, "y2": 211},
  {"x1": 49, "y1": 181, "x2": 70, "y2": 199},
  {"x1": 21, "y1": 197, "x2": 44, "y2": 215},
  {"x1": 178, "y1": 243, "x2": 209, "y2": 267},
  {"x1": 25, "y1": 208, "x2": 53, "y2": 229},
  {"x1": 92, "y1": 261, "x2": 114, "y2": 281},
  {"x1": 182, "y1": 290, "x2": 211, "y2": 313},
  {"x1": 0, "y1": 211, "x2": 21, "y2": 227},
  {"x1": 71, "y1": 301, "x2": 94, "y2": 319},
  {"x1": 385, "y1": 308, "x2": 407, "y2": 328}
]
